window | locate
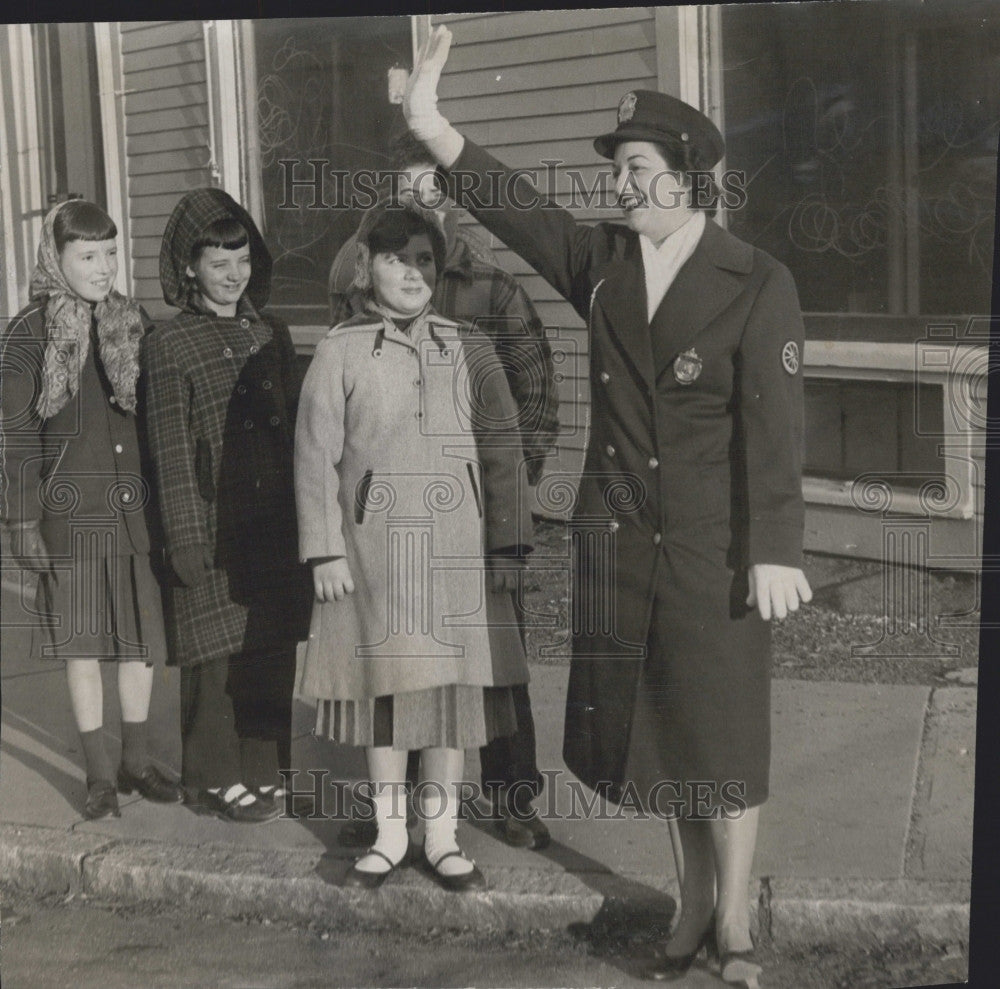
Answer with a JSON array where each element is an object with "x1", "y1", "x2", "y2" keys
[
  {"x1": 721, "y1": 0, "x2": 998, "y2": 319},
  {"x1": 249, "y1": 16, "x2": 412, "y2": 325}
]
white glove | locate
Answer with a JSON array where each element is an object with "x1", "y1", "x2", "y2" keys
[
  {"x1": 403, "y1": 25, "x2": 453, "y2": 142},
  {"x1": 746, "y1": 564, "x2": 813, "y2": 621}
]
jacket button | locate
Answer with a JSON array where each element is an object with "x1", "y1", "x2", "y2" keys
[
  {"x1": 240, "y1": 318, "x2": 250, "y2": 328},
  {"x1": 122, "y1": 492, "x2": 131, "y2": 502},
  {"x1": 653, "y1": 532, "x2": 662, "y2": 546},
  {"x1": 648, "y1": 457, "x2": 659, "y2": 469},
  {"x1": 605, "y1": 444, "x2": 615, "y2": 457},
  {"x1": 237, "y1": 384, "x2": 247, "y2": 395},
  {"x1": 109, "y1": 395, "x2": 117, "y2": 405},
  {"x1": 414, "y1": 378, "x2": 422, "y2": 386},
  {"x1": 609, "y1": 520, "x2": 620, "y2": 532},
  {"x1": 415, "y1": 411, "x2": 423, "y2": 419},
  {"x1": 249, "y1": 344, "x2": 259, "y2": 355},
  {"x1": 599, "y1": 371, "x2": 610, "y2": 384},
  {"x1": 244, "y1": 419, "x2": 254, "y2": 430},
  {"x1": 223, "y1": 347, "x2": 233, "y2": 358},
  {"x1": 270, "y1": 416, "x2": 280, "y2": 426},
  {"x1": 262, "y1": 379, "x2": 272, "y2": 390},
  {"x1": 114, "y1": 444, "x2": 123, "y2": 454}
]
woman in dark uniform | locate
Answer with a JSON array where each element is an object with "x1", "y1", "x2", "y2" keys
[{"x1": 402, "y1": 27, "x2": 812, "y2": 988}]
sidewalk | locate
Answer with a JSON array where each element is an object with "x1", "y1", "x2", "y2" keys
[{"x1": 0, "y1": 575, "x2": 974, "y2": 955}]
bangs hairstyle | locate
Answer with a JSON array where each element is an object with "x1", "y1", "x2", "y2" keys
[
  {"x1": 364, "y1": 209, "x2": 446, "y2": 272},
  {"x1": 53, "y1": 200, "x2": 117, "y2": 253},
  {"x1": 190, "y1": 216, "x2": 250, "y2": 262}
]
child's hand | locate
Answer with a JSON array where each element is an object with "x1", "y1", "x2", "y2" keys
[{"x1": 313, "y1": 558, "x2": 355, "y2": 603}]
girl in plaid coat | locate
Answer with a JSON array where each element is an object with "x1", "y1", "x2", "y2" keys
[{"x1": 144, "y1": 189, "x2": 311, "y2": 823}]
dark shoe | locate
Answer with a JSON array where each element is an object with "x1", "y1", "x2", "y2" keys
[
  {"x1": 647, "y1": 918, "x2": 717, "y2": 982},
  {"x1": 83, "y1": 780, "x2": 120, "y2": 820},
  {"x1": 419, "y1": 845, "x2": 487, "y2": 893},
  {"x1": 343, "y1": 841, "x2": 413, "y2": 890},
  {"x1": 720, "y1": 948, "x2": 761, "y2": 988},
  {"x1": 188, "y1": 786, "x2": 281, "y2": 824},
  {"x1": 117, "y1": 765, "x2": 184, "y2": 804},
  {"x1": 496, "y1": 810, "x2": 551, "y2": 850}
]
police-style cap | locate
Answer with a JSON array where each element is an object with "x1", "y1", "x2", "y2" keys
[{"x1": 593, "y1": 90, "x2": 725, "y2": 168}]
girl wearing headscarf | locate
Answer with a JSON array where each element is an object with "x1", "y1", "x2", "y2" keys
[
  {"x1": 295, "y1": 198, "x2": 531, "y2": 891},
  {"x1": 144, "y1": 189, "x2": 311, "y2": 823},
  {"x1": 0, "y1": 200, "x2": 183, "y2": 820}
]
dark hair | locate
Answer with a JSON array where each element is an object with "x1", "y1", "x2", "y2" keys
[
  {"x1": 190, "y1": 216, "x2": 249, "y2": 263},
  {"x1": 53, "y1": 200, "x2": 117, "y2": 253},
  {"x1": 364, "y1": 208, "x2": 446, "y2": 273},
  {"x1": 650, "y1": 139, "x2": 720, "y2": 217}
]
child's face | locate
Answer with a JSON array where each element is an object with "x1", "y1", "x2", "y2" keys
[
  {"x1": 59, "y1": 239, "x2": 118, "y2": 303},
  {"x1": 370, "y1": 232, "x2": 435, "y2": 316},
  {"x1": 185, "y1": 245, "x2": 251, "y2": 314}
]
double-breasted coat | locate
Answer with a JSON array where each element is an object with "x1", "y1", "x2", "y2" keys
[
  {"x1": 445, "y1": 140, "x2": 806, "y2": 804},
  {"x1": 295, "y1": 309, "x2": 531, "y2": 703},
  {"x1": 144, "y1": 189, "x2": 311, "y2": 666}
]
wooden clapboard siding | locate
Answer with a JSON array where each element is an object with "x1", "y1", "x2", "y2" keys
[
  {"x1": 433, "y1": 9, "x2": 657, "y2": 505},
  {"x1": 118, "y1": 21, "x2": 213, "y2": 319}
]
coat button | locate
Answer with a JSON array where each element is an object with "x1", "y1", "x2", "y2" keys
[
  {"x1": 605, "y1": 444, "x2": 616, "y2": 457},
  {"x1": 609, "y1": 520, "x2": 620, "y2": 532},
  {"x1": 653, "y1": 532, "x2": 662, "y2": 546},
  {"x1": 237, "y1": 384, "x2": 247, "y2": 395},
  {"x1": 240, "y1": 318, "x2": 250, "y2": 328},
  {"x1": 114, "y1": 444, "x2": 123, "y2": 454},
  {"x1": 122, "y1": 492, "x2": 131, "y2": 502},
  {"x1": 223, "y1": 347, "x2": 233, "y2": 358},
  {"x1": 270, "y1": 416, "x2": 280, "y2": 426},
  {"x1": 109, "y1": 395, "x2": 117, "y2": 405},
  {"x1": 244, "y1": 419, "x2": 254, "y2": 430},
  {"x1": 648, "y1": 457, "x2": 659, "y2": 469},
  {"x1": 262, "y1": 379, "x2": 272, "y2": 390},
  {"x1": 249, "y1": 344, "x2": 259, "y2": 355},
  {"x1": 415, "y1": 411, "x2": 423, "y2": 419},
  {"x1": 414, "y1": 378, "x2": 422, "y2": 386},
  {"x1": 599, "y1": 371, "x2": 610, "y2": 384}
]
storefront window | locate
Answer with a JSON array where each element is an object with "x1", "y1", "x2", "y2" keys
[
  {"x1": 250, "y1": 16, "x2": 411, "y2": 324},
  {"x1": 721, "y1": 0, "x2": 998, "y2": 318}
]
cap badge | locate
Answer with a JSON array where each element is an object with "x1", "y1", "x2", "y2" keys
[
  {"x1": 781, "y1": 340, "x2": 800, "y2": 375},
  {"x1": 618, "y1": 91, "x2": 638, "y2": 124},
  {"x1": 673, "y1": 348, "x2": 703, "y2": 385}
]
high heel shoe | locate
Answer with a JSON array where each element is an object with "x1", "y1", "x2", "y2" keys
[
  {"x1": 719, "y1": 947, "x2": 762, "y2": 989},
  {"x1": 646, "y1": 914, "x2": 716, "y2": 982}
]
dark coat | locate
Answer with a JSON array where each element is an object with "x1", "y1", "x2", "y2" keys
[
  {"x1": 446, "y1": 140, "x2": 805, "y2": 801},
  {"x1": 1, "y1": 302, "x2": 159, "y2": 559},
  {"x1": 144, "y1": 189, "x2": 311, "y2": 666}
]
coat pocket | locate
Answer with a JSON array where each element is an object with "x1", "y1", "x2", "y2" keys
[
  {"x1": 195, "y1": 439, "x2": 216, "y2": 502},
  {"x1": 466, "y1": 462, "x2": 483, "y2": 518},
  {"x1": 354, "y1": 468, "x2": 374, "y2": 525}
]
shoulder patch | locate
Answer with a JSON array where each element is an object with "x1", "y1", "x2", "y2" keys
[{"x1": 781, "y1": 340, "x2": 800, "y2": 375}]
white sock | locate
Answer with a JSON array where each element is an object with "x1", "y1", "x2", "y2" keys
[
  {"x1": 356, "y1": 783, "x2": 409, "y2": 874},
  {"x1": 420, "y1": 782, "x2": 473, "y2": 877}
]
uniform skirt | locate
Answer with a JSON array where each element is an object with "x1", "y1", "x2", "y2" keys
[
  {"x1": 315, "y1": 684, "x2": 517, "y2": 751},
  {"x1": 35, "y1": 552, "x2": 168, "y2": 664}
]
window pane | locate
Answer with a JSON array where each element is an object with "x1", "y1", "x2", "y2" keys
[{"x1": 252, "y1": 16, "x2": 412, "y2": 324}]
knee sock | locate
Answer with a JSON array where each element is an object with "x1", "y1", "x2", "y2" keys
[
  {"x1": 421, "y1": 782, "x2": 473, "y2": 876},
  {"x1": 120, "y1": 720, "x2": 149, "y2": 776},
  {"x1": 79, "y1": 728, "x2": 113, "y2": 785},
  {"x1": 357, "y1": 783, "x2": 409, "y2": 873}
]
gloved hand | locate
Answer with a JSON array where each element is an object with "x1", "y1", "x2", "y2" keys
[
  {"x1": 403, "y1": 25, "x2": 453, "y2": 142},
  {"x1": 9, "y1": 520, "x2": 51, "y2": 573},
  {"x1": 170, "y1": 544, "x2": 213, "y2": 588},
  {"x1": 486, "y1": 552, "x2": 526, "y2": 595}
]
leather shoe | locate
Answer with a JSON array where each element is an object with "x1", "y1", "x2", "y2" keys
[
  {"x1": 187, "y1": 786, "x2": 281, "y2": 824},
  {"x1": 117, "y1": 765, "x2": 184, "y2": 803},
  {"x1": 647, "y1": 917, "x2": 717, "y2": 982},
  {"x1": 343, "y1": 841, "x2": 413, "y2": 890},
  {"x1": 419, "y1": 845, "x2": 486, "y2": 893},
  {"x1": 496, "y1": 810, "x2": 551, "y2": 850},
  {"x1": 83, "y1": 780, "x2": 121, "y2": 820}
]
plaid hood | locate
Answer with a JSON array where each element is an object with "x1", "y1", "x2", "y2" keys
[{"x1": 159, "y1": 188, "x2": 272, "y2": 313}]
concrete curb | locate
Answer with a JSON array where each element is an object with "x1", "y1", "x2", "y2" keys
[{"x1": 0, "y1": 824, "x2": 969, "y2": 948}]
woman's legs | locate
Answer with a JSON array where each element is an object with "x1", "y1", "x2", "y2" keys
[
  {"x1": 664, "y1": 817, "x2": 717, "y2": 957},
  {"x1": 355, "y1": 745, "x2": 410, "y2": 874},
  {"x1": 710, "y1": 807, "x2": 759, "y2": 955},
  {"x1": 419, "y1": 746, "x2": 474, "y2": 877}
]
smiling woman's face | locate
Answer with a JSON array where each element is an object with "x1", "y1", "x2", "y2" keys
[
  {"x1": 371, "y1": 232, "x2": 436, "y2": 315},
  {"x1": 612, "y1": 140, "x2": 691, "y2": 243},
  {"x1": 58, "y1": 239, "x2": 118, "y2": 303}
]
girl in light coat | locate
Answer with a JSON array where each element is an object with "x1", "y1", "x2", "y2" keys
[{"x1": 295, "y1": 200, "x2": 530, "y2": 890}]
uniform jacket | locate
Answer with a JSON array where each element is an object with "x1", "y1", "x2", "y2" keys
[
  {"x1": 446, "y1": 139, "x2": 806, "y2": 796},
  {"x1": 144, "y1": 188, "x2": 310, "y2": 666},
  {"x1": 295, "y1": 308, "x2": 531, "y2": 702},
  {"x1": 330, "y1": 227, "x2": 559, "y2": 485},
  {"x1": 1, "y1": 302, "x2": 159, "y2": 561}
]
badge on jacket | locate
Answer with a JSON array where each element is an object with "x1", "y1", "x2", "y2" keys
[
  {"x1": 782, "y1": 341, "x2": 800, "y2": 374},
  {"x1": 673, "y1": 348, "x2": 703, "y2": 385}
]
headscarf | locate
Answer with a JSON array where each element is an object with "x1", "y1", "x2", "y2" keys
[
  {"x1": 31, "y1": 201, "x2": 144, "y2": 419},
  {"x1": 159, "y1": 188, "x2": 272, "y2": 314}
]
